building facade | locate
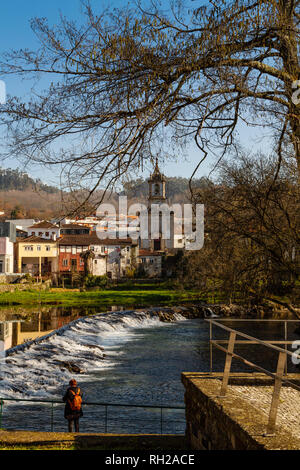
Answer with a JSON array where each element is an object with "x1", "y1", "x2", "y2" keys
[
  {"x1": 15, "y1": 236, "x2": 58, "y2": 277},
  {"x1": 58, "y1": 234, "x2": 138, "y2": 279},
  {"x1": 138, "y1": 249, "x2": 162, "y2": 277},
  {"x1": 27, "y1": 221, "x2": 60, "y2": 240}
]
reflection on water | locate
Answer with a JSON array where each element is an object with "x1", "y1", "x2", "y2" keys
[
  {"x1": 205, "y1": 319, "x2": 300, "y2": 375},
  {"x1": 0, "y1": 305, "x2": 128, "y2": 353}
]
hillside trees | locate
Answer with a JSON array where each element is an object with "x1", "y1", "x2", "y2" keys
[{"x1": 183, "y1": 152, "x2": 300, "y2": 306}]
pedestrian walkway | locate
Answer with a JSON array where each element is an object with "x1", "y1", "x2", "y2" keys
[{"x1": 0, "y1": 430, "x2": 187, "y2": 450}]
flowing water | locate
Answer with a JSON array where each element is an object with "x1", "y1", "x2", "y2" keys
[{"x1": 0, "y1": 307, "x2": 299, "y2": 434}]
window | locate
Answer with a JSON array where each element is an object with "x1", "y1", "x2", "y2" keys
[
  {"x1": 38, "y1": 232, "x2": 43, "y2": 236},
  {"x1": 46, "y1": 246, "x2": 50, "y2": 251},
  {"x1": 62, "y1": 259, "x2": 68, "y2": 267},
  {"x1": 37, "y1": 246, "x2": 41, "y2": 251},
  {"x1": 25, "y1": 245, "x2": 33, "y2": 251},
  {"x1": 31, "y1": 232, "x2": 35, "y2": 236},
  {"x1": 126, "y1": 246, "x2": 130, "y2": 252},
  {"x1": 45, "y1": 232, "x2": 49, "y2": 237}
]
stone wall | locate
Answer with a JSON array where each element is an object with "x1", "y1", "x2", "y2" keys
[
  {"x1": 182, "y1": 372, "x2": 300, "y2": 450},
  {"x1": 0, "y1": 277, "x2": 51, "y2": 292}
]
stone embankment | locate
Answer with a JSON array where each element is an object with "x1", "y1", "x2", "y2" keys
[
  {"x1": 171, "y1": 302, "x2": 299, "y2": 320},
  {"x1": 0, "y1": 280, "x2": 51, "y2": 293}
]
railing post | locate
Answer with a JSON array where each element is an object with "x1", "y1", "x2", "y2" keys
[
  {"x1": 160, "y1": 407, "x2": 163, "y2": 435},
  {"x1": 0, "y1": 399, "x2": 3, "y2": 429},
  {"x1": 50, "y1": 402, "x2": 54, "y2": 432},
  {"x1": 219, "y1": 331, "x2": 236, "y2": 396},
  {"x1": 284, "y1": 321, "x2": 288, "y2": 376},
  {"x1": 105, "y1": 405, "x2": 108, "y2": 433},
  {"x1": 209, "y1": 321, "x2": 213, "y2": 373},
  {"x1": 265, "y1": 351, "x2": 287, "y2": 436}
]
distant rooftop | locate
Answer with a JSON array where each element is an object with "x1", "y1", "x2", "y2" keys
[
  {"x1": 58, "y1": 234, "x2": 135, "y2": 246},
  {"x1": 28, "y1": 221, "x2": 59, "y2": 229},
  {"x1": 16, "y1": 235, "x2": 57, "y2": 244}
]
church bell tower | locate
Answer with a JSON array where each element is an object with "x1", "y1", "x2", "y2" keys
[
  {"x1": 148, "y1": 158, "x2": 166, "y2": 206},
  {"x1": 147, "y1": 159, "x2": 167, "y2": 251}
]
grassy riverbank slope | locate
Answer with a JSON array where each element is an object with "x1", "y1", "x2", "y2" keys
[{"x1": 0, "y1": 286, "x2": 205, "y2": 308}]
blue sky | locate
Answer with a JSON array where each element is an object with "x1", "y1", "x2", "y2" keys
[{"x1": 0, "y1": 0, "x2": 265, "y2": 187}]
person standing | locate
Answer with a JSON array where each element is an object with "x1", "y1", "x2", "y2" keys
[{"x1": 63, "y1": 379, "x2": 83, "y2": 433}]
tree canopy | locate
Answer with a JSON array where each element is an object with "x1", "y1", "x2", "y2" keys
[{"x1": 0, "y1": 0, "x2": 299, "y2": 208}]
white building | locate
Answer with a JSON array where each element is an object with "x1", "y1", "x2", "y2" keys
[
  {"x1": 27, "y1": 221, "x2": 60, "y2": 240},
  {"x1": 0, "y1": 237, "x2": 14, "y2": 273}
]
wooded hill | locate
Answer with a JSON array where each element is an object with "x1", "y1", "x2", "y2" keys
[
  {"x1": 0, "y1": 168, "x2": 62, "y2": 219},
  {"x1": 0, "y1": 169, "x2": 208, "y2": 219}
]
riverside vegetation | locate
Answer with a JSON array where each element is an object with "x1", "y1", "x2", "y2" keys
[{"x1": 0, "y1": 277, "x2": 298, "y2": 319}]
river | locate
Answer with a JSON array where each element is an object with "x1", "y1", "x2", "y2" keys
[{"x1": 0, "y1": 306, "x2": 299, "y2": 433}]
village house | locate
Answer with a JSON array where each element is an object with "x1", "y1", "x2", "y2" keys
[
  {"x1": 58, "y1": 234, "x2": 138, "y2": 279},
  {"x1": 0, "y1": 237, "x2": 14, "y2": 274},
  {"x1": 138, "y1": 249, "x2": 162, "y2": 278},
  {"x1": 14, "y1": 235, "x2": 58, "y2": 277},
  {"x1": 60, "y1": 223, "x2": 91, "y2": 235},
  {"x1": 0, "y1": 222, "x2": 16, "y2": 274},
  {"x1": 26, "y1": 220, "x2": 60, "y2": 240}
]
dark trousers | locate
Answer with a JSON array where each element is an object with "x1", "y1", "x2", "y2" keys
[{"x1": 68, "y1": 417, "x2": 80, "y2": 432}]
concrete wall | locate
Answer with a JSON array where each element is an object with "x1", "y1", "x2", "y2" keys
[{"x1": 182, "y1": 372, "x2": 300, "y2": 451}]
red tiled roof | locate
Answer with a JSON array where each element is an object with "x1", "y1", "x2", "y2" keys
[
  {"x1": 16, "y1": 235, "x2": 57, "y2": 244},
  {"x1": 138, "y1": 250, "x2": 161, "y2": 257},
  {"x1": 28, "y1": 221, "x2": 59, "y2": 229},
  {"x1": 58, "y1": 234, "x2": 134, "y2": 246},
  {"x1": 60, "y1": 224, "x2": 89, "y2": 229}
]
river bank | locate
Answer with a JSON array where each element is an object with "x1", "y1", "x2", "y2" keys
[
  {"x1": 0, "y1": 286, "x2": 206, "y2": 308},
  {"x1": 0, "y1": 283, "x2": 298, "y2": 320}
]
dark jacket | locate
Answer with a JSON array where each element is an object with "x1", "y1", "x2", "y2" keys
[{"x1": 63, "y1": 386, "x2": 83, "y2": 419}]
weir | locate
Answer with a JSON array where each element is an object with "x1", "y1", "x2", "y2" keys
[{"x1": 0, "y1": 307, "x2": 192, "y2": 434}]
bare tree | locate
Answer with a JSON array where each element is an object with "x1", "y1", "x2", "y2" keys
[
  {"x1": 184, "y1": 151, "x2": 300, "y2": 306},
  {"x1": 0, "y1": 0, "x2": 299, "y2": 212}
]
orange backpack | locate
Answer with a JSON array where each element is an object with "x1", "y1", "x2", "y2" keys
[{"x1": 68, "y1": 388, "x2": 82, "y2": 411}]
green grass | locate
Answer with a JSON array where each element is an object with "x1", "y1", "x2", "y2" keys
[{"x1": 0, "y1": 287, "x2": 205, "y2": 308}]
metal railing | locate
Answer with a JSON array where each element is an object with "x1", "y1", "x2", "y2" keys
[
  {"x1": 0, "y1": 396, "x2": 185, "y2": 435},
  {"x1": 206, "y1": 318, "x2": 300, "y2": 435}
]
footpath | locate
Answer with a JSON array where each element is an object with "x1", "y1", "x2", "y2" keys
[{"x1": 0, "y1": 430, "x2": 187, "y2": 450}]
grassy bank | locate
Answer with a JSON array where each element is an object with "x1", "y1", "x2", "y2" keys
[{"x1": 0, "y1": 286, "x2": 205, "y2": 308}]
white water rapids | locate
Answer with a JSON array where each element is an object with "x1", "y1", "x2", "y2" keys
[{"x1": 0, "y1": 309, "x2": 186, "y2": 399}]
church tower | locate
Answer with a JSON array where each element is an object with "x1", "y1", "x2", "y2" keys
[
  {"x1": 146, "y1": 159, "x2": 168, "y2": 252},
  {"x1": 148, "y1": 158, "x2": 166, "y2": 206}
]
